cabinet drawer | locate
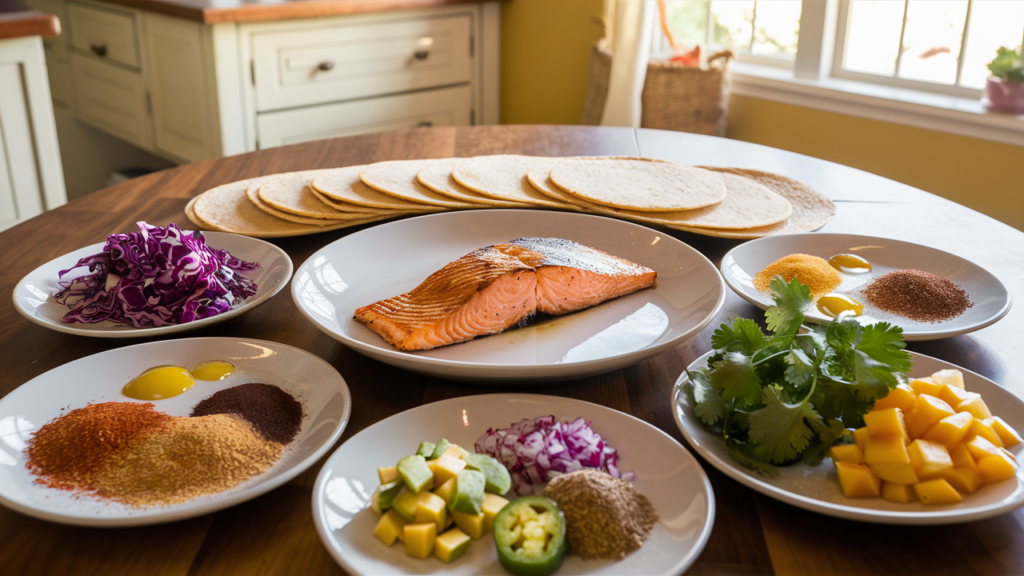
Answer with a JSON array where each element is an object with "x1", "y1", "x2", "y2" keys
[
  {"x1": 67, "y1": 2, "x2": 140, "y2": 69},
  {"x1": 70, "y1": 53, "x2": 151, "y2": 149},
  {"x1": 252, "y1": 14, "x2": 472, "y2": 113},
  {"x1": 257, "y1": 85, "x2": 471, "y2": 148}
]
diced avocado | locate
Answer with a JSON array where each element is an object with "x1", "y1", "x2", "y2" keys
[
  {"x1": 372, "y1": 480, "x2": 404, "y2": 514},
  {"x1": 397, "y1": 455, "x2": 434, "y2": 493},
  {"x1": 392, "y1": 488, "x2": 419, "y2": 522},
  {"x1": 416, "y1": 441, "x2": 436, "y2": 458},
  {"x1": 451, "y1": 469, "x2": 486, "y2": 515},
  {"x1": 430, "y1": 438, "x2": 453, "y2": 460},
  {"x1": 461, "y1": 452, "x2": 512, "y2": 495}
]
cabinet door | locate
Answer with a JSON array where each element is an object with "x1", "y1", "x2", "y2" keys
[
  {"x1": 0, "y1": 62, "x2": 44, "y2": 231},
  {"x1": 67, "y1": 1, "x2": 141, "y2": 69},
  {"x1": 257, "y1": 85, "x2": 471, "y2": 148},
  {"x1": 70, "y1": 52, "x2": 151, "y2": 149}
]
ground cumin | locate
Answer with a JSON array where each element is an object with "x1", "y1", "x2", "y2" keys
[
  {"x1": 754, "y1": 253, "x2": 842, "y2": 297},
  {"x1": 542, "y1": 468, "x2": 657, "y2": 560},
  {"x1": 862, "y1": 269, "x2": 972, "y2": 322}
]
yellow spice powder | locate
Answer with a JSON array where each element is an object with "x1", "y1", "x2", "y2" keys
[{"x1": 754, "y1": 253, "x2": 841, "y2": 297}]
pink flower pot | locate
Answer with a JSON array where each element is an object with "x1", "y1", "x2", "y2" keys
[{"x1": 983, "y1": 76, "x2": 1024, "y2": 114}]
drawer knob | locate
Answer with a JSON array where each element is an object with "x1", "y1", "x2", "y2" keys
[
  {"x1": 90, "y1": 44, "x2": 108, "y2": 57},
  {"x1": 414, "y1": 50, "x2": 430, "y2": 61},
  {"x1": 417, "y1": 121, "x2": 433, "y2": 127},
  {"x1": 317, "y1": 60, "x2": 335, "y2": 72}
]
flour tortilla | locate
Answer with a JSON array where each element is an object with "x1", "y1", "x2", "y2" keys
[
  {"x1": 247, "y1": 176, "x2": 345, "y2": 225},
  {"x1": 417, "y1": 159, "x2": 531, "y2": 207},
  {"x1": 258, "y1": 171, "x2": 375, "y2": 220},
  {"x1": 451, "y1": 155, "x2": 577, "y2": 209},
  {"x1": 359, "y1": 159, "x2": 478, "y2": 209},
  {"x1": 309, "y1": 186, "x2": 394, "y2": 215},
  {"x1": 550, "y1": 158, "x2": 727, "y2": 212},
  {"x1": 313, "y1": 165, "x2": 443, "y2": 211}
]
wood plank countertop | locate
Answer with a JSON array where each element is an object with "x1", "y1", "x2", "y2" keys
[
  {"x1": 0, "y1": 0, "x2": 60, "y2": 40},
  {"x1": 98, "y1": 0, "x2": 499, "y2": 24}
]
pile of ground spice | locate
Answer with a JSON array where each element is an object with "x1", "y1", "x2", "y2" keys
[
  {"x1": 754, "y1": 253, "x2": 842, "y2": 297},
  {"x1": 862, "y1": 269, "x2": 973, "y2": 322},
  {"x1": 190, "y1": 383, "x2": 303, "y2": 444},
  {"x1": 542, "y1": 468, "x2": 657, "y2": 560},
  {"x1": 92, "y1": 413, "x2": 283, "y2": 507}
]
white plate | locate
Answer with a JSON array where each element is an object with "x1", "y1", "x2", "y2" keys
[
  {"x1": 12, "y1": 231, "x2": 293, "y2": 338},
  {"x1": 673, "y1": 350, "x2": 1024, "y2": 525},
  {"x1": 313, "y1": 393, "x2": 714, "y2": 575},
  {"x1": 720, "y1": 233, "x2": 1011, "y2": 341},
  {"x1": 292, "y1": 210, "x2": 725, "y2": 383},
  {"x1": 0, "y1": 337, "x2": 351, "y2": 527}
]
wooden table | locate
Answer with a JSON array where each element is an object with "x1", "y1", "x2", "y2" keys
[{"x1": 1, "y1": 125, "x2": 1022, "y2": 575}]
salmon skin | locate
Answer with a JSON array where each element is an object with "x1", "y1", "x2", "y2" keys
[{"x1": 355, "y1": 237, "x2": 657, "y2": 351}]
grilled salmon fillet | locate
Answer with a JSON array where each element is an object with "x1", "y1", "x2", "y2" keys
[{"x1": 355, "y1": 238, "x2": 656, "y2": 351}]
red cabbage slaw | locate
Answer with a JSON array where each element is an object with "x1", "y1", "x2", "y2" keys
[
  {"x1": 475, "y1": 415, "x2": 635, "y2": 497},
  {"x1": 53, "y1": 222, "x2": 258, "y2": 328}
]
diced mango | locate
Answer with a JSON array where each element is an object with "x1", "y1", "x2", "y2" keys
[
  {"x1": 881, "y1": 481, "x2": 916, "y2": 504},
  {"x1": 869, "y1": 463, "x2": 920, "y2": 484},
  {"x1": 864, "y1": 408, "x2": 910, "y2": 443},
  {"x1": 910, "y1": 377, "x2": 943, "y2": 397},
  {"x1": 930, "y1": 369, "x2": 965, "y2": 389},
  {"x1": 413, "y1": 492, "x2": 448, "y2": 532},
  {"x1": 906, "y1": 394, "x2": 956, "y2": 439},
  {"x1": 854, "y1": 427, "x2": 870, "y2": 451},
  {"x1": 829, "y1": 444, "x2": 864, "y2": 464},
  {"x1": 378, "y1": 466, "x2": 400, "y2": 484},
  {"x1": 914, "y1": 478, "x2": 963, "y2": 505},
  {"x1": 958, "y1": 396, "x2": 993, "y2": 420},
  {"x1": 864, "y1": 436, "x2": 911, "y2": 465},
  {"x1": 482, "y1": 493, "x2": 510, "y2": 532},
  {"x1": 907, "y1": 439, "x2": 953, "y2": 480},
  {"x1": 435, "y1": 527, "x2": 472, "y2": 563},
  {"x1": 938, "y1": 467, "x2": 983, "y2": 495},
  {"x1": 403, "y1": 523, "x2": 437, "y2": 559},
  {"x1": 392, "y1": 489, "x2": 419, "y2": 522},
  {"x1": 1001, "y1": 448, "x2": 1018, "y2": 463},
  {"x1": 978, "y1": 452, "x2": 1018, "y2": 484},
  {"x1": 966, "y1": 436, "x2": 1003, "y2": 461},
  {"x1": 922, "y1": 412, "x2": 974, "y2": 448},
  {"x1": 985, "y1": 417, "x2": 1023, "y2": 448},
  {"x1": 443, "y1": 445, "x2": 468, "y2": 460},
  {"x1": 450, "y1": 509, "x2": 485, "y2": 539},
  {"x1": 429, "y1": 454, "x2": 468, "y2": 487},
  {"x1": 950, "y1": 444, "x2": 978, "y2": 472},
  {"x1": 374, "y1": 510, "x2": 409, "y2": 546},
  {"x1": 873, "y1": 384, "x2": 916, "y2": 413},
  {"x1": 433, "y1": 477, "x2": 456, "y2": 506},
  {"x1": 835, "y1": 462, "x2": 881, "y2": 498},
  {"x1": 938, "y1": 384, "x2": 973, "y2": 410}
]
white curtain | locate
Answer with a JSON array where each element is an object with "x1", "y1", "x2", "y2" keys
[{"x1": 600, "y1": 0, "x2": 656, "y2": 127}]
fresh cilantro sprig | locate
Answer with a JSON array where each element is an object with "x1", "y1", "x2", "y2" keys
[{"x1": 685, "y1": 276, "x2": 911, "y2": 474}]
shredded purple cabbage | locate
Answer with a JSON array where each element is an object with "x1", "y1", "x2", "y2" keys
[
  {"x1": 475, "y1": 415, "x2": 634, "y2": 497},
  {"x1": 54, "y1": 222, "x2": 259, "y2": 328}
]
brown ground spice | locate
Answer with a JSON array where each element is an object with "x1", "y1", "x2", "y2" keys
[
  {"x1": 92, "y1": 413, "x2": 283, "y2": 507},
  {"x1": 542, "y1": 468, "x2": 657, "y2": 560},
  {"x1": 862, "y1": 269, "x2": 972, "y2": 322},
  {"x1": 190, "y1": 383, "x2": 303, "y2": 444},
  {"x1": 754, "y1": 254, "x2": 842, "y2": 297}
]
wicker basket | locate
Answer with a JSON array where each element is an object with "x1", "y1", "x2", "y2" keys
[{"x1": 582, "y1": 41, "x2": 732, "y2": 136}]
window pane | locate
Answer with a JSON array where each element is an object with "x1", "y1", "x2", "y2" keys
[
  {"x1": 844, "y1": 0, "x2": 906, "y2": 76},
  {"x1": 711, "y1": 1, "x2": 755, "y2": 51},
  {"x1": 959, "y1": 1, "x2": 1024, "y2": 89},
  {"x1": 665, "y1": 1, "x2": 710, "y2": 48},
  {"x1": 897, "y1": 0, "x2": 968, "y2": 84},
  {"x1": 750, "y1": 0, "x2": 801, "y2": 58}
]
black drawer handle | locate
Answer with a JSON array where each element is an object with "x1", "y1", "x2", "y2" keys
[
  {"x1": 414, "y1": 50, "x2": 429, "y2": 61},
  {"x1": 417, "y1": 121, "x2": 433, "y2": 127},
  {"x1": 90, "y1": 44, "x2": 107, "y2": 57},
  {"x1": 317, "y1": 60, "x2": 334, "y2": 72}
]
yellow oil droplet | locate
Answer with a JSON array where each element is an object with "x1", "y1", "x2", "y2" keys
[
  {"x1": 828, "y1": 254, "x2": 872, "y2": 274},
  {"x1": 190, "y1": 361, "x2": 235, "y2": 381},
  {"x1": 817, "y1": 293, "x2": 865, "y2": 318},
  {"x1": 123, "y1": 366, "x2": 195, "y2": 400}
]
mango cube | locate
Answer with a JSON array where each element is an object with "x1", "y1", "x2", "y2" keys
[
  {"x1": 966, "y1": 436, "x2": 1003, "y2": 461},
  {"x1": 909, "y1": 377, "x2": 943, "y2": 397},
  {"x1": 443, "y1": 445, "x2": 468, "y2": 459},
  {"x1": 869, "y1": 463, "x2": 920, "y2": 484},
  {"x1": 835, "y1": 462, "x2": 881, "y2": 498},
  {"x1": 829, "y1": 443, "x2": 864, "y2": 464},
  {"x1": 433, "y1": 477, "x2": 456, "y2": 506},
  {"x1": 450, "y1": 509, "x2": 485, "y2": 539},
  {"x1": 413, "y1": 491, "x2": 448, "y2": 532},
  {"x1": 429, "y1": 454, "x2": 468, "y2": 487},
  {"x1": 964, "y1": 418, "x2": 1003, "y2": 447},
  {"x1": 435, "y1": 527, "x2": 472, "y2": 563},
  {"x1": 392, "y1": 489, "x2": 419, "y2": 522},
  {"x1": 403, "y1": 523, "x2": 437, "y2": 559},
  {"x1": 958, "y1": 395, "x2": 993, "y2": 420},
  {"x1": 482, "y1": 493, "x2": 509, "y2": 533},
  {"x1": 907, "y1": 439, "x2": 953, "y2": 480},
  {"x1": 864, "y1": 408, "x2": 910, "y2": 443},
  {"x1": 914, "y1": 478, "x2": 963, "y2": 505},
  {"x1": 930, "y1": 369, "x2": 965, "y2": 389},
  {"x1": 873, "y1": 384, "x2": 916, "y2": 413},
  {"x1": 978, "y1": 452, "x2": 1018, "y2": 484},
  {"x1": 922, "y1": 412, "x2": 974, "y2": 448},
  {"x1": 853, "y1": 427, "x2": 870, "y2": 451},
  {"x1": 378, "y1": 466, "x2": 400, "y2": 484},
  {"x1": 373, "y1": 510, "x2": 409, "y2": 546},
  {"x1": 950, "y1": 444, "x2": 978, "y2": 472},
  {"x1": 938, "y1": 467, "x2": 983, "y2": 494},
  {"x1": 907, "y1": 394, "x2": 955, "y2": 439},
  {"x1": 984, "y1": 416, "x2": 1023, "y2": 448},
  {"x1": 881, "y1": 481, "x2": 916, "y2": 504},
  {"x1": 938, "y1": 384, "x2": 973, "y2": 410},
  {"x1": 1000, "y1": 448, "x2": 1017, "y2": 463},
  {"x1": 864, "y1": 436, "x2": 911, "y2": 465}
]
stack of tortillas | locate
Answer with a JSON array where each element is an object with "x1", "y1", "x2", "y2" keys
[{"x1": 186, "y1": 156, "x2": 834, "y2": 239}]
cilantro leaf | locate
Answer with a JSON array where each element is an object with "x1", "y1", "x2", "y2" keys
[
  {"x1": 748, "y1": 385, "x2": 817, "y2": 464},
  {"x1": 811, "y1": 376, "x2": 874, "y2": 427},
  {"x1": 801, "y1": 416, "x2": 847, "y2": 466},
  {"x1": 709, "y1": 352, "x2": 762, "y2": 409},
  {"x1": 856, "y1": 322, "x2": 912, "y2": 373},
  {"x1": 726, "y1": 441, "x2": 780, "y2": 477},
  {"x1": 766, "y1": 277, "x2": 811, "y2": 336},
  {"x1": 784, "y1": 348, "x2": 816, "y2": 389},
  {"x1": 688, "y1": 369, "x2": 726, "y2": 426},
  {"x1": 711, "y1": 317, "x2": 768, "y2": 355}
]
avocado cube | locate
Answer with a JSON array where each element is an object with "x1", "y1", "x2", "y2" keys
[
  {"x1": 451, "y1": 469, "x2": 486, "y2": 515},
  {"x1": 392, "y1": 488, "x2": 419, "y2": 522},
  {"x1": 371, "y1": 480, "x2": 404, "y2": 515},
  {"x1": 397, "y1": 455, "x2": 434, "y2": 493},
  {"x1": 430, "y1": 438, "x2": 452, "y2": 460},
  {"x1": 461, "y1": 452, "x2": 512, "y2": 495},
  {"x1": 416, "y1": 441, "x2": 436, "y2": 458}
]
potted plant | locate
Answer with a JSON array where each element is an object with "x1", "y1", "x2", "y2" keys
[{"x1": 983, "y1": 46, "x2": 1024, "y2": 114}]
